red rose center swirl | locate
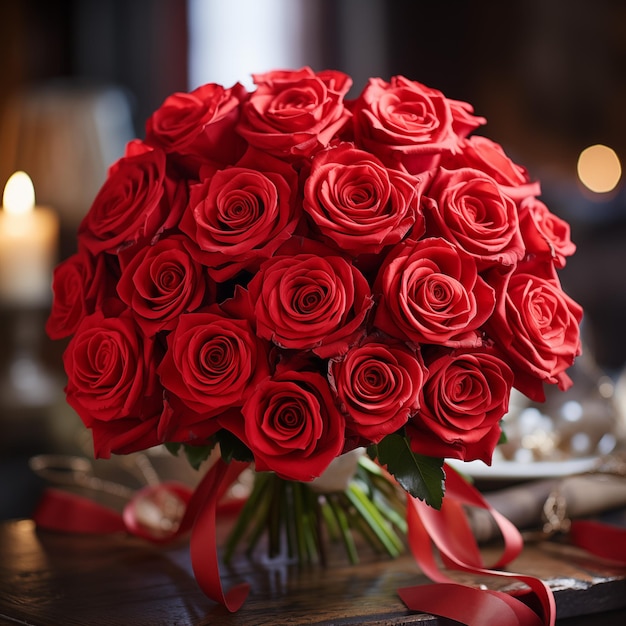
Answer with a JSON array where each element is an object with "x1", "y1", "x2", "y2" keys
[
  {"x1": 355, "y1": 361, "x2": 394, "y2": 398},
  {"x1": 410, "y1": 274, "x2": 467, "y2": 320},
  {"x1": 292, "y1": 283, "x2": 326, "y2": 314},
  {"x1": 263, "y1": 390, "x2": 320, "y2": 449},
  {"x1": 220, "y1": 190, "x2": 262, "y2": 226},
  {"x1": 274, "y1": 402, "x2": 307, "y2": 433},
  {"x1": 215, "y1": 174, "x2": 277, "y2": 231},
  {"x1": 200, "y1": 337, "x2": 234, "y2": 376},
  {"x1": 90, "y1": 338, "x2": 125, "y2": 386},
  {"x1": 153, "y1": 262, "x2": 183, "y2": 294},
  {"x1": 448, "y1": 371, "x2": 484, "y2": 414},
  {"x1": 382, "y1": 94, "x2": 436, "y2": 134}
]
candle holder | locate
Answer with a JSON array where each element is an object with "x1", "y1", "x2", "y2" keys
[{"x1": 0, "y1": 304, "x2": 66, "y2": 454}]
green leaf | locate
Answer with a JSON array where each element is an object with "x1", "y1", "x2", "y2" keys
[
  {"x1": 216, "y1": 430, "x2": 254, "y2": 463},
  {"x1": 375, "y1": 434, "x2": 445, "y2": 510},
  {"x1": 497, "y1": 423, "x2": 508, "y2": 445},
  {"x1": 163, "y1": 442, "x2": 181, "y2": 457},
  {"x1": 183, "y1": 443, "x2": 215, "y2": 470}
]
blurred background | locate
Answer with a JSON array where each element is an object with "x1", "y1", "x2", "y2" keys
[{"x1": 0, "y1": 0, "x2": 625, "y2": 519}]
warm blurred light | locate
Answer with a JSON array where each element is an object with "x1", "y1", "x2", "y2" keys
[
  {"x1": 577, "y1": 144, "x2": 622, "y2": 194},
  {"x1": 2, "y1": 171, "x2": 35, "y2": 215}
]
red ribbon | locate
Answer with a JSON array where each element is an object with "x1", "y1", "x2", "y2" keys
[
  {"x1": 32, "y1": 458, "x2": 626, "y2": 622},
  {"x1": 400, "y1": 464, "x2": 555, "y2": 626},
  {"x1": 180, "y1": 458, "x2": 250, "y2": 611},
  {"x1": 33, "y1": 458, "x2": 250, "y2": 612},
  {"x1": 569, "y1": 519, "x2": 626, "y2": 564},
  {"x1": 34, "y1": 487, "x2": 131, "y2": 534}
]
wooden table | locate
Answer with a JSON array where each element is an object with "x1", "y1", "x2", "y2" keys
[{"x1": 1, "y1": 518, "x2": 626, "y2": 625}]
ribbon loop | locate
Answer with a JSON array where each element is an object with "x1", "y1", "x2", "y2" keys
[
  {"x1": 401, "y1": 463, "x2": 556, "y2": 626},
  {"x1": 33, "y1": 458, "x2": 251, "y2": 611}
]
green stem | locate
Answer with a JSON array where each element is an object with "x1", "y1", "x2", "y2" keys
[
  {"x1": 268, "y1": 474, "x2": 283, "y2": 558},
  {"x1": 223, "y1": 455, "x2": 408, "y2": 567},
  {"x1": 244, "y1": 481, "x2": 275, "y2": 558},
  {"x1": 346, "y1": 482, "x2": 404, "y2": 558},
  {"x1": 223, "y1": 472, "x2": 271, "y2": 564},
  {"x1": 283, "y1": 481, "x2": 297, "y2": 560},
  {"x1": 301, "y1": 484, "x2": 319, "y2": 564},
  {"x1": 292, "y1": 481, "x2": 309, "y2": 564},
  {"x1": 341, "y1": 492, "x2": 384, "y2": 555},
  {"x1": 319, "y1": 495, "x2": 340, "y2": 542},
  {"x1": 308, "y1": 487, "x2": 325, "y2": 566},
  {"x1": 327, "y1": 493, "x2": 359, "y2": 565},
  {"x1": 372, "y1": 490, "x2": 407, "y2": 533}
]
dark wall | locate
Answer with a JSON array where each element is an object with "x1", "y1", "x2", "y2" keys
[{"x1": 0, "y1": 0, "x2": 188, "y2": 135}]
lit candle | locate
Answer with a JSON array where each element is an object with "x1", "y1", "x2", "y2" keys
[{"x1": 0, "y1": 172, "x2": 59, "y2": 306}]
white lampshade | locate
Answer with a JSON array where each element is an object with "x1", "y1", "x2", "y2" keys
[{"x1": 0, "y1": 80, "x2": 135, "y2": 229}]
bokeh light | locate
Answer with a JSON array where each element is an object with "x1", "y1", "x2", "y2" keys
[{"x1": 577, "y1": 144, "x2": 622, "y2": 194}]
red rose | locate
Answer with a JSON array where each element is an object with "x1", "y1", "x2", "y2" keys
[
  {"x1": 237, "y1": 67, "x2": 352, "y2": 159},
  {"x1": 145, "y1": 81, "x2": 248, "y2": 173},
  {"x1": 63, "y1": 310, "x2": 159, "y2": 427},
  {"x1": 248, "y1": 241, "x2": 373, "y2": 358},
  {"x1": 329, "y1": 336, "x2": 426, "y2": 443},
  {"x1": 447, "y1": 98, "x2": 486, "y2": 138},
  {"x1": 303, "y1": 142, "x2": 424, "y2": 255},
  {"x1": 235, "y1": 369, "x2": 345, "y2": 481},
  {"x1": 406, "y1": 347, "x2": 514, "y2": 463},
  {"x1": 487, "y1": 259, "x2": 583, "y2": 400},
  {"x1": 351, "y1": 75, "x2": 459, "y2": 174},
  {"x1": 422, "y1": 167, "x2": 524, "y2": 269},
  {"x1": 46, "y1": 249, "x2": 113, "y2": 339},
  {"x1": 180, "y1": 149, "x2": 300, "y2": 281},
  {"x1": 443, "y1": 135, "x2": 530, "y2": 186},
  {"x1": 519, "y1": 197, "x2": 576, "y2": 268},
  {"x1": 78, "y1": 141, "x2": 185, "y2": 255},
  {"x1": 374, "y1": 237, "x2": 495, "y2": 348},
  {"x1": 158, "y1": 309, "x2": 269, "y2": 424},
  {"x1": 117, "y1": 235, "x2": 212, "y2": 336}
]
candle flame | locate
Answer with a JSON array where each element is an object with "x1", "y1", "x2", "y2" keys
[{"x1": 3, "y1": 171, "x2": 36, "y2": 215}]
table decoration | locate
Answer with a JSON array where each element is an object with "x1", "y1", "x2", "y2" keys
[{"x1": 41, "y1": 67, "x2": 590, "y2": 625}]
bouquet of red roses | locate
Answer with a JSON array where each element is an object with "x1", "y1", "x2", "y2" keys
[{"x1": 46, "y1": 67, "x2": 582, "y2": 559}]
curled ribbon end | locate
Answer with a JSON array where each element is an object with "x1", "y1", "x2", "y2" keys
[
  {"x1": 224, "y1": 582, "x2": 251, "y2": 613},
  {"x1": 399, "y1": 583, "x2": 546, "y2": 626}
]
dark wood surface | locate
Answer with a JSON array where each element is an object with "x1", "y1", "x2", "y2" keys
[{"x1": 1, "y1": 518, "x2": 626, "y2": 625}]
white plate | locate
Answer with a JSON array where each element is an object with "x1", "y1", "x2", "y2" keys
[{"x1": 446, "y1": 456, "x2": 600, "y2": 480}]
